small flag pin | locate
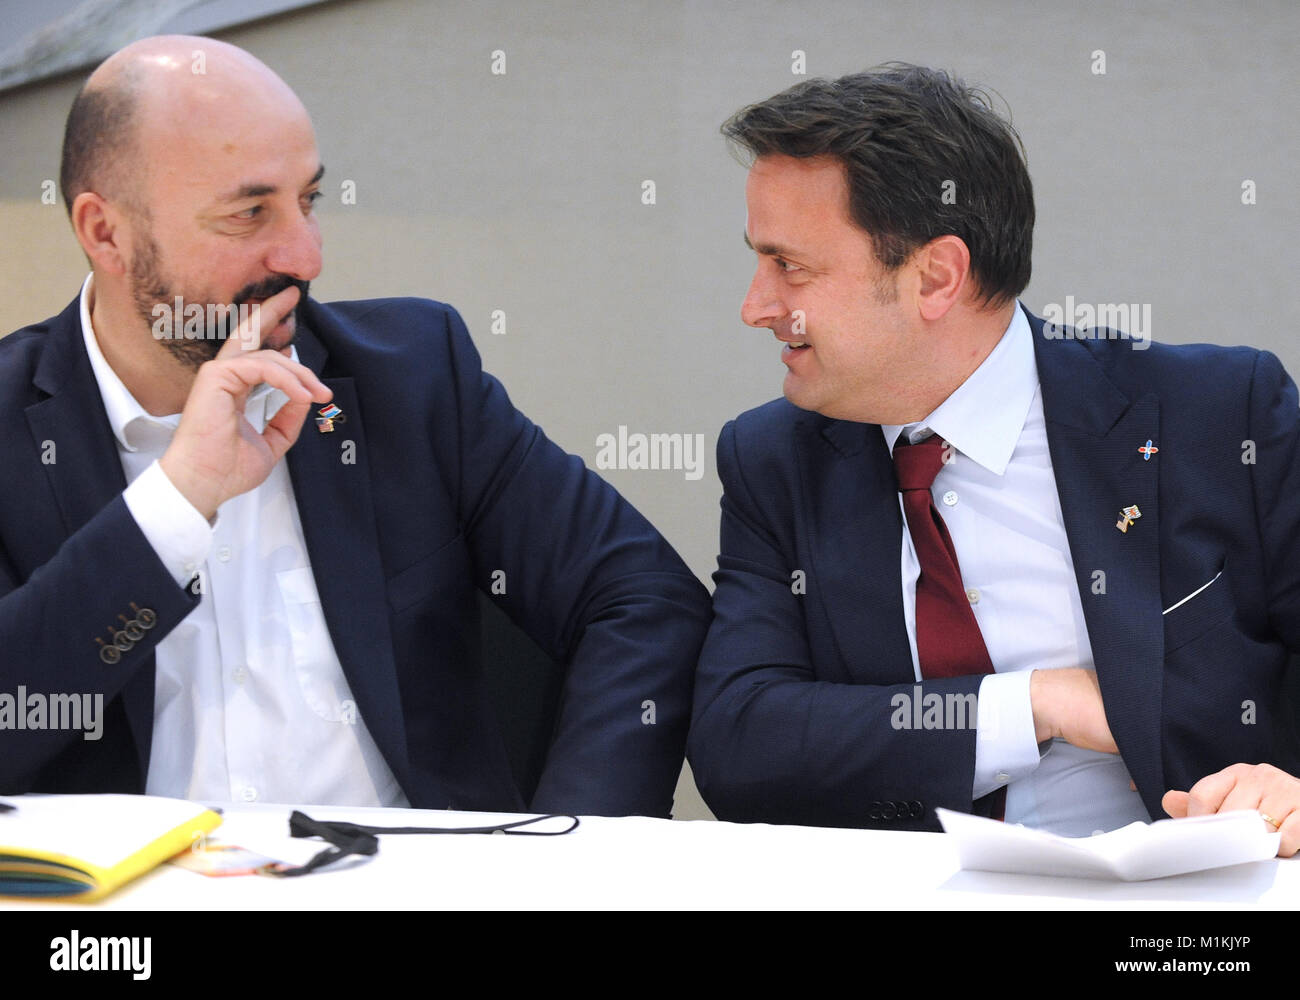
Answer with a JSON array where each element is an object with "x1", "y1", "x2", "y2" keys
[
  {"x1": 1116, "y1": 504, "x2": 1142, "y2": 533},
  {"x1": 316, "y1": 403, "x2": 344, "y2": 433}
]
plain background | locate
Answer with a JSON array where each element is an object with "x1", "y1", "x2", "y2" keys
[{"x1": 2, "y1": 0, "x2": 1296, "y2": 820}]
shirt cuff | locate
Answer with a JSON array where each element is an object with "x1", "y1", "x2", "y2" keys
[
  {"x1": 123, "y1": 459, "x2": 213, "y2": 587},
  {"x1": 972, "y1": 670, "x2": 1043, "y2": 800}
]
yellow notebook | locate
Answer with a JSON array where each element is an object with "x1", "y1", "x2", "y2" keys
[{"x1": 0, "y1": 793, "x2": 222, "y2": 901}]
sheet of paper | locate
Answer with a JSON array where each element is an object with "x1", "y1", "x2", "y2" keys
[
  {"x1": 0, "y1": 794, "x2": 214, "y2": 871},
  {"x1": 937, "y1": 808, "x2": 1280, "y2": 880}
]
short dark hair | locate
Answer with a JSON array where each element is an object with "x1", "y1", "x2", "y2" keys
[
  {"x1": 59, "y1": 71, "x2": 141, "y2": 218},
  {"x1": 722, "y1": 64, "x2": 1034, "y2": 307}
]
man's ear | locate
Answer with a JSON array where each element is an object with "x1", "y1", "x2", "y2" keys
[
  {"x1": 913, "y1": 235, "x2": 970, "y2": 322},
  {"x1": 70, "y1": 191, "x2": 131, "y2": 276}
]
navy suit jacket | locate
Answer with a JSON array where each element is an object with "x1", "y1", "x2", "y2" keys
[
  {"x1": 0, "y1": 294, "x2": 709, "y2": 816},
  {"x1": 688, "y1": 307, "x2": 1300, "y2": 831}
]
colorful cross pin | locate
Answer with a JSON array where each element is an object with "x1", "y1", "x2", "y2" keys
[
  {"x1": 1116, "y1": 504, "x2": 1142, "y2": 533},
  {"x1": 1139, "y1": 440, "x2": 1159, "y2": 461}
]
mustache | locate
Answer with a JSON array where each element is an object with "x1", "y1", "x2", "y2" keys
[{"x1": 231, "y1": 275, "x2": 310, "y2": 307}]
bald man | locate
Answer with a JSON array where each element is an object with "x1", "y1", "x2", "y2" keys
[{"x1": 0, "y1": 37, "x2": 708, "y2": 816}]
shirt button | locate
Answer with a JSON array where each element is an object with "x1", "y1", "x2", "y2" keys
[
  {"x1": 942, "y1": 490, "x2": 959, "y2": 507},
  {"x1": 966, "y1": 587, "x2": 980, "y2": 604},
  {"x1": 233, "y1": 666, "x2": 249, "y2": 685},
  {"x1": 241, "y1": 786, "x2": 258, "y2": 802},
  {"x1": 996, "y1": 771, "x2": 1010, "y2": 784},
  {"x1": 217, "y1": 545, "x2": 232, "y2": 563}
]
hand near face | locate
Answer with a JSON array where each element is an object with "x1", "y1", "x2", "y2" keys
[
  {"x1": 158, "y1": 286, "x2": 331, "y2": 521},
  {"x1": 1163, "y1": 763, "x2": 1300, "y2": 857}
]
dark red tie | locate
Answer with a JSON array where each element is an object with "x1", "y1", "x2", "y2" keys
[
  {"x1": 893, "y1": 434, "x2": 1005, "y2": 818},
  {"x1": 892, "y1": 434, "x2": 994, "y2": 679}
]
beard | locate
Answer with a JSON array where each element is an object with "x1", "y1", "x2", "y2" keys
[{"x1": 130, "y1": 228, "x2": 310, "y2": 371}]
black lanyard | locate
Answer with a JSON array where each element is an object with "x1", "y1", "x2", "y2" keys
[{"x1": 264, "y1": 810, "x2": 581, "y2": 877}]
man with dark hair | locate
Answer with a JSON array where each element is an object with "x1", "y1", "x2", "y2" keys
[
  {"x1": 688, "y1": 64, "x2": 1300, "y2": 854},
  {"x1": 0, "y1": 36, "x2": 709, "y2": 817}
]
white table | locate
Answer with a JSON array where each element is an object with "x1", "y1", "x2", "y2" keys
[{"x1": 3, "y1": 803, "x2": 1295, "y2": 910}]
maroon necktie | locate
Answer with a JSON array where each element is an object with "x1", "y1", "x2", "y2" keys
[
  {"x1": 892, "y1": 434, "x2": 994, "y2": 679},
  {"x1": 893, "y1": 434, "x2": 1005, "y2": 818}
]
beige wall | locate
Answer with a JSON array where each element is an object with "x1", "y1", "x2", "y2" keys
[{"x1": 3, "y1": 0, "x2": 1296, "y2": 820}]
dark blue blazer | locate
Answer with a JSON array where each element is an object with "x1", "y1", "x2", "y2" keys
[
  {"x1": 0, "y1": 294, "x2": 709, "y2": 816},
  {"x1": 688, "y1": 307, "x2": 1300, "y2": 830}
]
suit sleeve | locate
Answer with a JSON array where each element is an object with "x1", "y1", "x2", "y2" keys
[
  {"x1": 687, "y1": 419, "x2": 988, "y2": 830},
  {"x1": 1249, "y1": 349, "x2": 1300, "y2": 649},
  {"x1": 0, "y1": 495, "x2": 198, "y2": 792},
  {"x1": 437, "y1": 306, "x2": 710, "y2": 818}
]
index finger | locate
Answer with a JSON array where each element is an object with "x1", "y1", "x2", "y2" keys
[{"x1": 216, "y1": 285, "x2": 302, "y2": 359}]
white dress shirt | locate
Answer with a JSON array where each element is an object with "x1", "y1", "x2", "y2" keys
[
  {"x1": 882, "y1": 304, "x2": 1148, "y2": 835},
  {"x1": 79, "y1": 274, "x2": 408, "y2": 807}
]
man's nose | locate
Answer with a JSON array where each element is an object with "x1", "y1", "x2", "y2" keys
[
  {"x1": 740, "y1": 266, "x2": 783, "y2": 328},
  {"x1": 265, "y1": 210, "x2": 323, "y2": 281}
]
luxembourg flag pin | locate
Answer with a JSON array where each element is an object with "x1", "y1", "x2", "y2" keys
[{"x1": 316, "y1": 403, "x2": 344, "y2": 432}]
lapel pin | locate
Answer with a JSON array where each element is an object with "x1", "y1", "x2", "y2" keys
[
  {"x1": 316, "y1": 403, "x2": 345, "y2": 433},
  {"x1": 1139, "y1": 440, "x2": 1159, "y2": 461},
  {"x1": 1116, "y1": 504, "x2": 1142, "y2": 533}
]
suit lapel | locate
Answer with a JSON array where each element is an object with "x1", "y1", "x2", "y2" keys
[
  {"x1": 1030, "y1": 309, "x2": 1166, "y2": 815},
  {"x1": 27, "y1": 302, "x2": 128, "y2": 532},
  {"x1": 286, "y1": 320, "x2": 417, "y2": 799},
  {"x1": 799, "y1": 416, "x2": 915, "y2": 683},
  {"x1": 25, "y1": 298, "x2": 155, "y2": 779}
]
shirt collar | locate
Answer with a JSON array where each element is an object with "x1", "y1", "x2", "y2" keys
[
  {"x1": 881, "y1": 303, "x2": 1037, "y2": 476},
  {"x1": 79, "y1": 272, "x2": 296, "y2": 453}
]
